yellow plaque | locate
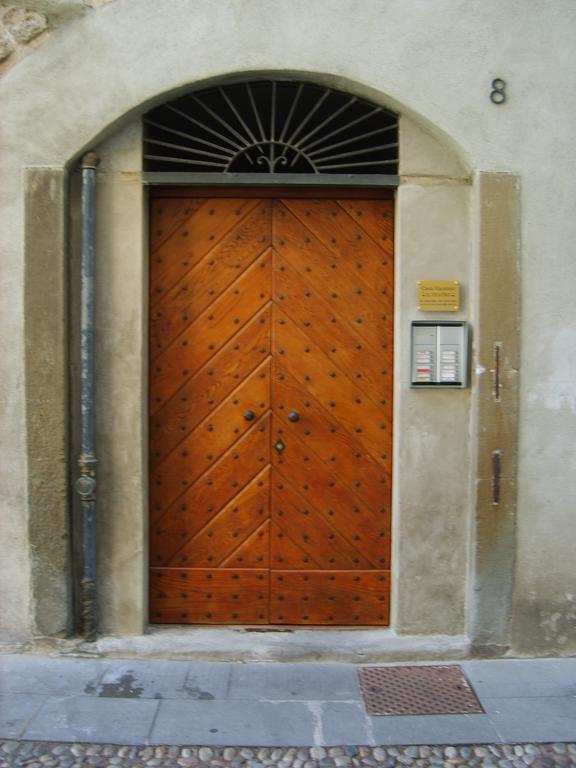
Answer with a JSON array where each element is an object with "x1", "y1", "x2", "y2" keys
[{"x1": 417, "y1": 280, "x2": 460, "y2": 312}]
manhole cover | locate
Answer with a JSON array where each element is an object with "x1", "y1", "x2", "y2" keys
[{"x1": 358, "y1": 665, "x2": 484, "y2": 716}]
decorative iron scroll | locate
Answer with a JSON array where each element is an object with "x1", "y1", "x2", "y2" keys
[{"x1": 143, "y1": 81, "x2": 398, "y2": 175}]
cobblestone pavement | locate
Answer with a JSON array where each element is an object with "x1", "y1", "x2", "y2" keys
[{"x1": 1, "y1": 742, "x2": 576, "y2": 768}]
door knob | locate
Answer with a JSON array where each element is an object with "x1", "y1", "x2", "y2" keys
[
  {"x1": 244, "y1": 410, "x2": 256, "y2": 421},
  {"x1": 287, "y1": 411, "x2": 300, "y2": 422}
]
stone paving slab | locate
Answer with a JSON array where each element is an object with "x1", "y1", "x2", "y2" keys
[
  {"x1": 94, "y1": 659, "x2": 190, "y2": 700},
  {"x1": 150, "y1": 700, "x2": 317, "y2": 747},
  {"x1": 481, "y1": 696, "x2": 576, "y2": 743},
  {"x1": 461, "y1": 660, "x2": 576, "y2": 700},
  {"x1": 368, "y1": 712, "x2": 501, "y2": 747},
  {"x1": 0, "y1": 696, "x2": 45, "y2": 740},
  {"x1": 228, "y1": 663, "x2": 359, "y2": 702},
  {"x1": 183, "y1": 662, "x2": 232, "y2": 701},
  {"x1": 319, "y1": 702, "x2": 502, "y2": 747},
  {"x1": 2, "y1": 740, "x2": 576, "y2": 767},
  {"x1": 318, "y1": 703, "x2": 371, "y2": 746},
  {"x1": 22, "y1": 696, "x2": 159, "y2": 745},
  {"x1": 0, "y1": 657, "x2": 106, "y2": 697}
]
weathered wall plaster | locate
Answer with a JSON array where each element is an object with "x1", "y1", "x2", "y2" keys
[
  {"x1": 393, "y1": 182, "x2": 472, "y2": 636},
  {"x1": 0, "y1": 0, "x2": 114, "y2": 73},
  {"x1": 469, "y1": 173, "x2": 519, "y2": 654},
  {"x1": 92, "y1": 123, "x2": 147, "y2": 635},
  {"x1": 24, "y1": 168, "x2": 70, "y2": 637}
]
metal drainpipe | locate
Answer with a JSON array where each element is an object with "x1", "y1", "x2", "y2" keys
[{"x1": 75, "y1": 151, "x2": 100, "y2": 639}]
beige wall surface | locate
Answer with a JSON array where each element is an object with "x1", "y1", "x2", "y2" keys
[
  {"x1": 91, "y1": 123, "x2": 147, "y2": 635},
  {"x1": 393, "y1": 180, "x2": 472, "y2": 637},
  {"x1": 1, "y1": 0, "x2": 575, "y2": 654}
]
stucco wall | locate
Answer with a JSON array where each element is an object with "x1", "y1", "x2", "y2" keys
[
  {"x1": 1, "y1": 0, "x2": 575, "y2": 653},
  {"x1": 394, "y1": 179, "x2": 471, "y2": 636},
  {"x1": 92, "y1": 123, "x2": 147, "y2": 635}
]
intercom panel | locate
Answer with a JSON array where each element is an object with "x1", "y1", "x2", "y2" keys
[{"x1": 410, "y1": 321, "x2": 468, "y2": 388}]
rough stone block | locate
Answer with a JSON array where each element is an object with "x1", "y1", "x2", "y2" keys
[
  {"x1": 3, "y1": 8, "x2": 47, "y2": 43},
  {"x1": 0, "y1": 29, "x2": 15, "y2": 60}
]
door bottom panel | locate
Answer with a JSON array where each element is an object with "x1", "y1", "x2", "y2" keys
[
  {"x1": 270, "y1": 571, "x2": 390, "y2": 626},
  {"x1": 150, "y1": 568, "x2": 270, "y2": 624}
]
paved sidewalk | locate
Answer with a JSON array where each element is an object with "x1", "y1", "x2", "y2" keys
[{"x1": 0, "y1": 655, "x2": 575, "y2": 756}]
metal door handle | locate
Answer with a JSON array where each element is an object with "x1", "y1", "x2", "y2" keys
[{"x1": 287, "y1": 411, "x2": 300, "y2": 422}]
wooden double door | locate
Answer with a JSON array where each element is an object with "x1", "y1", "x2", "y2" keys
[{"x1": 149, "y1": 190, "x2": 394, "y2": 626}]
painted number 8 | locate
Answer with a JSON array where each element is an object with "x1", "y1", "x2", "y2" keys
[{"x1": 490, "y1": 78, "x2": 506, "y2": 105}]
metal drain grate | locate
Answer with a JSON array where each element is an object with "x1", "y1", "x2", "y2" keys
[{"x1": 358, "y1": 665, "x2": 484, "y2": 716}]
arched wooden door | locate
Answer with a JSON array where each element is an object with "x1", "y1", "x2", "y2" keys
[{"x1": 149, "y1": 189, "x2": 393, "y2": 626}]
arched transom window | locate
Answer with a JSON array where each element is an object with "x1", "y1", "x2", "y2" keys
[{"x1": 143, "y1": 80, "x2": 398, "y2": 184}]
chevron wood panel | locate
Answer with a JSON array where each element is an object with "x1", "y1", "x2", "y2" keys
[
  {"x1": 150, "y1": 307, "x2": 271, "y2": 466},
  {"x1": 273, "y1": 364, "x2": 391, "y2": 508},
  {"x1": 271, "y1": 479, "x2": 374, "y2": 570},
  {"x1": 149, "y1": 194, "x2": 393, "y2": 626},
  {"x1": 273, "y1": 307, "x2": 390, "y2": 467},
  {"x1": 151, "y1": 203, "x2": 272, "y2": 356},
  {"x1": 336, "y1": 199, "x2": 395, "y2": 251},
  {"x1": 168, "y1": 467, "x2": 271, "y2": 568},
  {"x1": 151, "y1": 359, "x2": 271, "y2": 513},
  {"x1": 151, "y1": 252, "x2": 272, "y2": 409},
  {"x1": 273, "y1": 251, "x2": 393, "y2": 412},
  {"x1": 271, "y1": 415, "x2": 389, "y2": 570},
  {"x1": 151, "y1": 412, "x2": 271, "y2": 566},
  {"x1": 274, "y1": 201, "x2": 393, "y2": 355},
  {"x1": 221, "y1": 520, "x2": 270, "y2": 568},
  {"x1": 151, "y1": 198, "x2": 261, "y2": 307},
  {"x1": 150, "y1": 198, "x2": 204, "y2": 254}
]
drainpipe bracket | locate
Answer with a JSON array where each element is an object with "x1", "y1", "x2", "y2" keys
[{"x1": 75, "y1": 474, "x2": 96, "y2": 499}]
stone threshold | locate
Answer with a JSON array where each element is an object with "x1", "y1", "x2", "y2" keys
[{"x1": 51, "y1": 628, "x2": 474, "y2": 663}]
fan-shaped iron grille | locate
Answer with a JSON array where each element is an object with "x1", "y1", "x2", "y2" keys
[{"x1": 143, "y1": 81, "x2": 398, "y2": 177}]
